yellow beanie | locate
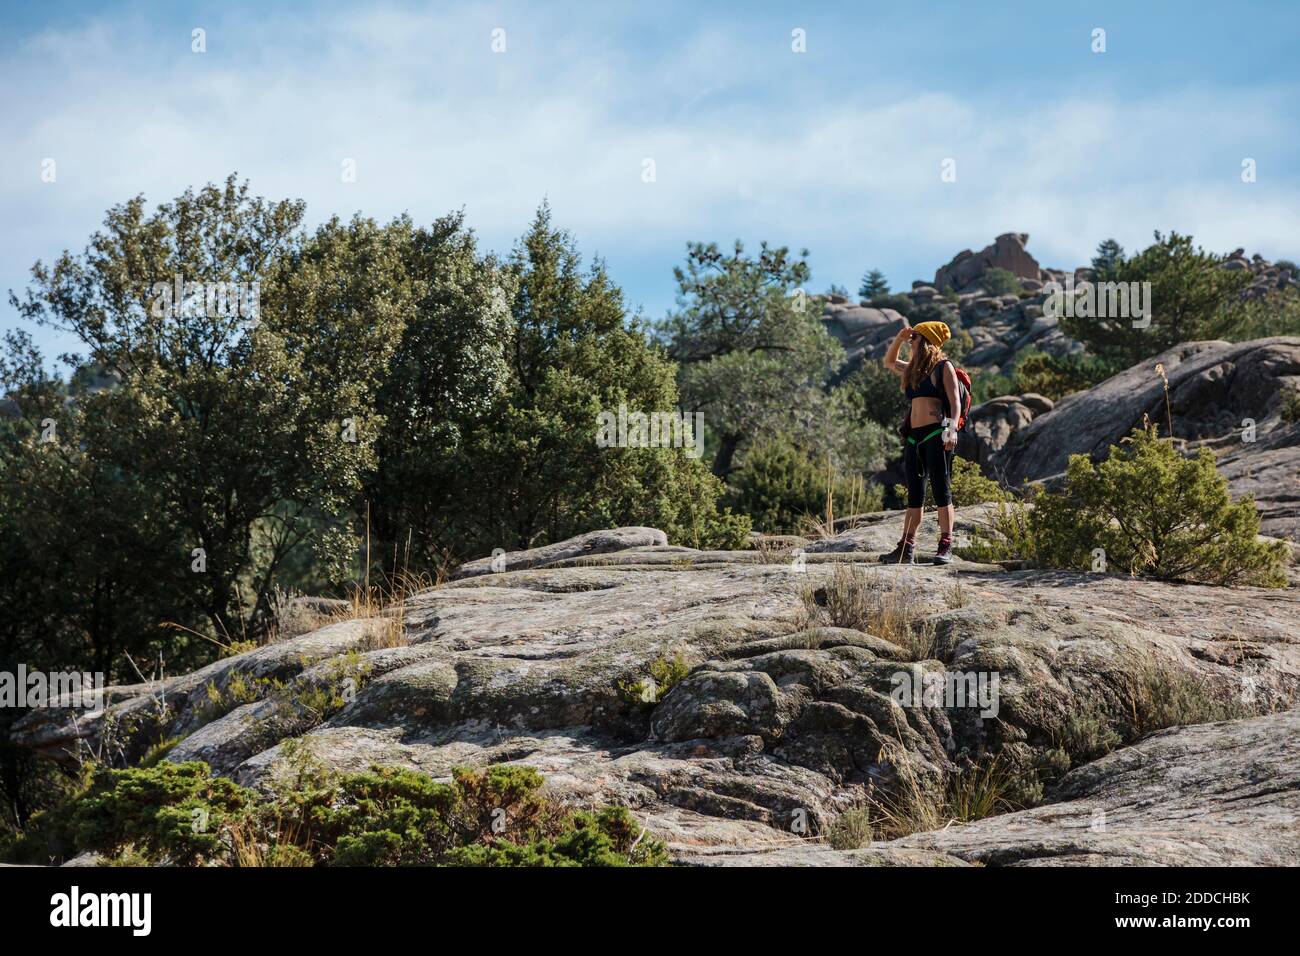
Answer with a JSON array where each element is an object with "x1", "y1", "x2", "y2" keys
[{"x1": 913, "y1": 321, "x2": 951, "y2": 349}]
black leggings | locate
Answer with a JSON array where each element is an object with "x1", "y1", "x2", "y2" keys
[{"x1": 903, "y1": 425, "x2": 953, "y2": 509}]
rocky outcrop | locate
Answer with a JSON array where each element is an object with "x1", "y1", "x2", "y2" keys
[
  {"x1": 1225, "y1": 248, "x2": 1298, "y2": 300},
  {"x1": 820, "y1": 303, "x2": 909, "y2": 373},
  {"x1": 702, "y1": 710, "x2": 1300, "y2": 866},
  {"x1": 956, "y1": 393, "x2": 1053, "y2": 469},
  {"x1": 451, "y1": 527, "x2": 668, "y2": 579},
  {"x1": 14, "y1": 524, "x2": 1300, "y2": 865},
  {"x1": 893, "y1": 710, "x2": 1300, "y2": 866},
  {"x1": 934, "y1": 233, "x2": 1045, "y2": 293}
]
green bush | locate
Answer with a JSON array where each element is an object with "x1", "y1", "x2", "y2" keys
[
  {"x1": 842, "y1": 360, "x2": 908, "y2": 431},
  {"x1": 0, "y1": 758, "x2": 669, "y2": 868},
  {"x1": 1213, "y1": 287, "x2": 1300, "y2": 341},
  {"x1": 726, "y1": 437, "x2": 883, "y2": 534},
  {"x1": 53, "y1": 762, "x2": 255, "y2": 866},
  {"x1": 1281, "y1": 390, "x2": 1300, "y2": 424},
  {"x1": 979, "y1": 268, "x2": 1022, "y2": 296},
  {"x1": 950, "y1": 457, "x2": 1010, "y2": 505},
  {"x1": 965, "y1": 425, "x2": 1287, "y2": 586},
  {"x1": 449, "y1": 806, "x2": 669, "y2": 867},
  {"x1": 1009, "y1": 350, "x2": 1114, "y2": 401},
  {"x1": 617, "y1": 654, "x2": 690, "y2": 705}
]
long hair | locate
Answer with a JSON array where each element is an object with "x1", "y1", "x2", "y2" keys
[{"x1": 905, "y1": 337, "x2": 943, "y2": 390}]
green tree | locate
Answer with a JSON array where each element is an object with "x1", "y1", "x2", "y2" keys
[
  {"x1": 1061, "y1": 231, "x2": 1252, "y2": 369},
  {"x1": 1091, "y1": 238, "x2": 1126, "y2": 281},
  {"x1": 7, "y1": 177, "x2": 405, "y2": 641},
  {"x1": 840, "y1": 358, "x2": 908, "y2": 431},
  {"x1": 422, "y1": 206, "x2": 748, "y2": 556},
  {"x1": 660, "y1": 241, "x2": 844, "y2": 478},
  {"x1": 363, "y1": 213, "x2": 516, "y2": 569},
  {"x1": 859, "y1": 269, "x2": 890, "y2": 299}
]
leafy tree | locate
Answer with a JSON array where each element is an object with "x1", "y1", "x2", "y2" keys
[
  {"x1": 363, "y1": 213, "x2": 516, "y2": 570},
  {"x1": 660, "y1": 241, "x2": 845, "y2": 478},
  {"x1": 841, "y1": 358, "x2": 908, "y2": 431},
  {"x1": 420, "y1": 206, "x2": 748, "y2": 556},
  {"x1": 8, "y1": 178, "x2": 408, "y2": 639},
  {"x1": 1091, "y1": 238, "x2": 1126, "y2": 281},
  {"x1": 859, "y1": 269, "x2": 890, "y2": 299},
  {"x1": 1061, "y1": 231, "x2": 1252, "y2": 369}
]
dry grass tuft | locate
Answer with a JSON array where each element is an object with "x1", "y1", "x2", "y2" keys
[{"x1": 800, "y1": 564, "x2": 937, "y2": 661}]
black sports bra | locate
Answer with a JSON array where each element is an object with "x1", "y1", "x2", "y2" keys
[{"x1": 905, "y1": 360, "x2": 949, "y2": 401}]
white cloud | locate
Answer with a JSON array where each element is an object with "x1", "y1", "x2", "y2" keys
[{"x1": 2, "y1": 2, "x2": 1296, "y2": 353}]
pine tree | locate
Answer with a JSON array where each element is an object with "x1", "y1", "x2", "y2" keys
[
  {"x1": 1091, "y1": 238, "x2": 1125, "y2": 280},
  {"x1": 859, "y1": 268, "x2": 890, "y2": 299}
]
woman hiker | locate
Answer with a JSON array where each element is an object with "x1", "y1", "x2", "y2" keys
[{"x1": 878, "y1": 320, "x2": 960, "y2": 565}]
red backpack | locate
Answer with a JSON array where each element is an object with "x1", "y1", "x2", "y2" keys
[{"x1": 946, "y1": 364, "x2": 973, "y2": 430}]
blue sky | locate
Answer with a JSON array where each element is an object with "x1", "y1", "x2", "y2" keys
[{"x1": 3, "y1": 0, "x2": 1298, "y2": 366}]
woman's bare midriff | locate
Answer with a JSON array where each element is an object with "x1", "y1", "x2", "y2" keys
[{"x1": 909, "y1": 396, "x2": 944, "y2": 429}]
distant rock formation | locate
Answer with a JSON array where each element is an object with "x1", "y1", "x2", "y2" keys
[{"x1": 933, "y1": 232, "x2": 1045, "y2": 293}]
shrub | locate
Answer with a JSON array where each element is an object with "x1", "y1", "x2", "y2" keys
[
  {"x1": 1280, "y1": 389, "x2": 1300, "y2": 424},
  {"x1": 868, "y1": 292, "x2": 917, "y2": 317},
  {"x1": 979, "y1": 268, "x2": 1022, "y2": 296},
  {"x1": 867, "y1": 748, "x2": 1037, "y2": 840},
  {"x1": 950, "y1": 457, "x2": 1009, "y2": 505},
  {"x1": 727, "y1": 437, "x2": 883, "y2": 534},
  {"x1": 1010, "y1": 350, "x2": 1114, "y2": 401},
  {"x1": 617, "y1": 654, "x2": 690, "y2": 705},
  {"x1": 71, "y1": 762, "x2": 256, "y2": 865},
  {"x1": 1038, "y1": 425, "x2": 1287, "y2": 586},
  {"x1": 960, "y1": 495, "x2": 1038, "y2": 564},
  {"x1": 825, "y1": 807, "x2": 873, "y2": 849},
  {"x1": 1213, "y1": 287, "x2": 1300, "y2": 340},
  {"x1": 965, "y1": 426, "x2": 1288, "y2": 587},
  {"x1": 0, "y1": 758, "x2": 668, "y2": 868}
]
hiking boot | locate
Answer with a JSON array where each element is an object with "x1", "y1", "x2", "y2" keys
[
  {"x1": 932, "y1": 536, "x2": 954, "y2": 565},
  {"x1": 878, "y1": 540, "x2": 915, "y2": 564}
]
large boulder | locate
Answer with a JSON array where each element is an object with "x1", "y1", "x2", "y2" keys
[
  {"x1": 957, "y1": 393, "x2": 1053, "y2": 469},
  {"x1": 820, "y1": 304, "x2": 907, "y2": 375}
]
